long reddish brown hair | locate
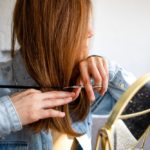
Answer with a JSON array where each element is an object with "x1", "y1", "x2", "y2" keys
[{"x1": 12, "y1": 0, "x2": 91, "y2": 136}]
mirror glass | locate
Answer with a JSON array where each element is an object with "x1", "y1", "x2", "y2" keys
[
  {"x1": 122, "y1": 82, "x2": 150, "y2": 139},
  {"x1": 112, "y1": 82, "x2": 150, "y2": 149}
]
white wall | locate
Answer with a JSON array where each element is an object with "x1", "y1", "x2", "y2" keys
[
  {"x1": 0, "y1": 0, "x2": 15, "y2": 61},
  {"x1": 0, "y1": 0, "x2": 150, "y2": 76},
  {"x1": 91, "y1": 0, "x2": 150, "y2": 77}
]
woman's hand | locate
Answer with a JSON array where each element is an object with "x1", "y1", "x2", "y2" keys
[
  {"x1": 73, "y1": 56, "x2": 109, "y2": 101},
  {"x1": 10, "y1": 89, "x2": 75, "y2": 126}
]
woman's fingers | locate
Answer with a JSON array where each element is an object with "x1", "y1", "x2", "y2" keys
[
  {"x1": 41, "y1": 109, "x2": 65, "y2": 118},
  {"x1": 40, "y1": 91, "x2": 75, "y2": 100},
  {"x1": 79, "y1": 61, "x2": 95, "y2": 101},
  {"x1": 24, "y1": 91, "x2": 75, "y2": 102},
  {"x1": 88, "y1": 56, "x2": 108, "y2": 96},
  {"x1": 96, "y1": 58, "x2": 108, "y2": 95},
  {"x1": 102, "y1": 57, "x2": 109, "y2": 76},
  {"x1": 11, "y1": 89, "x2": 42, "y2": 102},
  {"x1": 12, "y1": 89, "x2": 75, "y2": 101},
  {"x1": 88, "y1": 58, "x2": 102, "y2": 87},
  {"x1": 79, "y1": 56, "x2": 109, "y2": 100},
  {"x1": 42, "y1": 97, "x2": 73, "y2": 108},
  {"x1": 72, "y1": 79, "x2": 82, "y2": 100}
]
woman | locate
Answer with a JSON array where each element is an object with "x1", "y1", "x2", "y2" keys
[{"x1": 0, "y1": 0, "x2": 135, "y2": 149}]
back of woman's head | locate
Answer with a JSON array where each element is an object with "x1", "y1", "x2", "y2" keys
[{"x1": 12, "y1": 0, "x2": 91, "y2": 136}]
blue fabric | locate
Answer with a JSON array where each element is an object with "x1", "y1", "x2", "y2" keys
[
  {"x1": 0, "y1": 51, "x2": 136, "y2": 149},
  {"x1": 0, "y1": 141, "x2": 28, "y2": 150}
]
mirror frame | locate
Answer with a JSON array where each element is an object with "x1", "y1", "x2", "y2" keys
[{"x1": 95, "y1": 73, "x2": 150, "y2": 150}]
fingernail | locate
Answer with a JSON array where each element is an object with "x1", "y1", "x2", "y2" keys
[
  {"x1": 91, "y1": 95, "x2": 95, "y2": 101},
  {"x1": 61, "y1": 112, "x2": 65, "y2": 117},
  {"x1": 66, "y1": 97, "x2": 73, "y2": 101}
]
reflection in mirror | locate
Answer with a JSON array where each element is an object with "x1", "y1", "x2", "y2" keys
[
  {"x1": 95, "y1": 74, "x2": 150, "y2": 150},
  {"x1": 121, "y1": 82, "x2": 150, "y2": 140}
]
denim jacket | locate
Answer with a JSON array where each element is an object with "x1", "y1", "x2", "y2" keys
[{"x1": 0, "y1": 51, "x2": 136, "y2": 150}]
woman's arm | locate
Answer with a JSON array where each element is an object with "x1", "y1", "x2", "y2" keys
[
  {"x1": 0, "y1": 62, "x2": 22, "y2": 137},
  {"x1": 0, "y1": 89, "x2": 75, "y2": 137}
]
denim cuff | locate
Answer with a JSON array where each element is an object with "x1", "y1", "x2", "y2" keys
[{"x1": 0, "y1": 96, "x2": 22, "y2": 132}]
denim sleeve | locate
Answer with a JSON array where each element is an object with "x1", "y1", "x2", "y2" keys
[
  {"x1": 0, "y1": 96, "x2": 22, "y2": 137},
  {"x1": 108, "y1": 61, "x2": 136, "y2": 101}
]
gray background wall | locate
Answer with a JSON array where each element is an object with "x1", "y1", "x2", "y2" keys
[{"x1": 0, "y1": 0, "x2": 150, "y2": 77}]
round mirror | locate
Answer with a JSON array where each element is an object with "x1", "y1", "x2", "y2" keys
[{"x1": 95, "y1": 73, "x2": 150, "y2": 150}]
